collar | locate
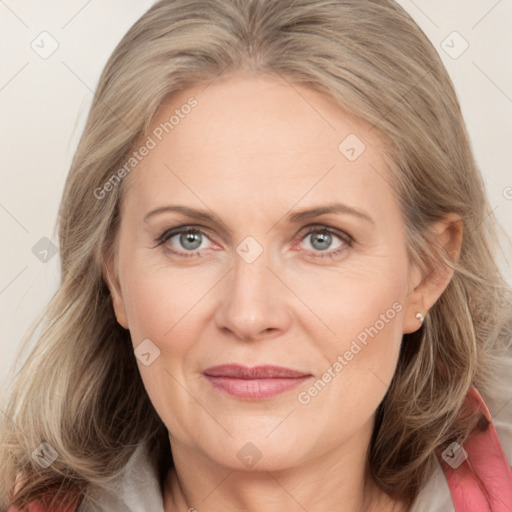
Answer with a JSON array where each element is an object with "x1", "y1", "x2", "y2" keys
[{"x1": 440, "y1": 385, "x2": 512, "y2": 511}]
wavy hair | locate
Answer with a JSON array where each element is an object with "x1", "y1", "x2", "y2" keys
[{"x1": 1, "y1": 0, "x2": 511, "y2": 510}]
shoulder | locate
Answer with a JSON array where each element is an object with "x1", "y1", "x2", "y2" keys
[
  {"x1": 411, "y1": 348, "x2": 512, "y2": 511},
  {"x1": 7, "y1": 442, "x2": 163, "y2": 512},
  {"x1": 477, "y1": 345, "x2": 512, "y2": 469},
  {"x1": 440, "y1": 384, "x2": 512, "y2": 509}
]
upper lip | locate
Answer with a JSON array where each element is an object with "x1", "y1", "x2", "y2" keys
[{"x1": 203, "y1": 364, "x2": 311, "y2": 379}]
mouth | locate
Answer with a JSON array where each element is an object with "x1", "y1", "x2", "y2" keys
[{"x1": 202, "y1": 364, "x2": 313, "y2": 400}]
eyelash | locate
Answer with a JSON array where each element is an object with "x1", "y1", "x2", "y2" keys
[{"x1": 153, "y1": 224, "x2": 355, "y2": 260}]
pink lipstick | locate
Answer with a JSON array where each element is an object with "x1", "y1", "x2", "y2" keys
[{"x1": 203, "y1": 364, "x2": 312, "y2": 400}]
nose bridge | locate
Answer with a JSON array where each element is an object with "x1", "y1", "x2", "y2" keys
[{"x1": 215, "y1": 239, "x2": 289, "y2": 339}]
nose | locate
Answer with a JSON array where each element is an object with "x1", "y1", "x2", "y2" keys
[{"x1": 214, "y1": 247, "x2": 292, "y2": 342}]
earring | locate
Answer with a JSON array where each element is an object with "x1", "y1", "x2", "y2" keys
[{"x1": 416, "y1": 312, "x2": 425, "y2": 325}]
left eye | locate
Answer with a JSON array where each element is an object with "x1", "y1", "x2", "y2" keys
[
  {"x1": 300, "y1": 229, "x2": 342, "y2": 251},
  {"x1": 294, "y1": 226, "x2": 353, "y2": 259}
]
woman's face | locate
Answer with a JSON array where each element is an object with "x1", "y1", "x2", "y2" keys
[{"x1": 107, "y1": 72, "x2": 424, "y2": 472}]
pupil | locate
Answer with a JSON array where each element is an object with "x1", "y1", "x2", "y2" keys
[
  {"x1": 313, "y1": 232, "x2": 331, "y2": 250},
  {"x1": 182, "y1": 231, "x2": 201, "y2": 249}
]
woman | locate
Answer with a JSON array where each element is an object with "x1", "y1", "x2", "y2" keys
[{"x1": 1, "y1": 0, "x2": 511, "y2": 510}]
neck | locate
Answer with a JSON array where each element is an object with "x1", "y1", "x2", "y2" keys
[{"x1": 162, "y1": 420, "x2": 406, "y2": 512}]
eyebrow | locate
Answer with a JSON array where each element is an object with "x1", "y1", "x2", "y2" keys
[
  {"x1": 288, "y1": 203, "x2": 373, "y2": 224},
  {"x1": 143, "y1": 202, "x2": 373, "y2": 228}
]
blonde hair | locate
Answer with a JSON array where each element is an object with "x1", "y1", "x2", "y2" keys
[{"x1": 2, "y1": 0, "x2": 511, "y2": 509}]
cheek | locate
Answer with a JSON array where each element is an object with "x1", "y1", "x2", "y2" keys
[
  {"x1": 120, "y1": 254, "x2": 213, "y2": 346},
  {"x1": 123, "y1": 279, "x2": 170, "y2": 345},
  {"x1": 119, "y1": 265, "x2": 209, "y2": 435},
  {"x1": 293, "y1": 257, "x2": 408, "y2": 408},
  {"x1": 294, "y1": 294, "x2": 405, "y2": 446},
  {"x1": 312, "y1": 285, "x2": 404, "y2": 395},
  {"x1": 287, "y1": 254, "x2": 408, "y2": 347}
]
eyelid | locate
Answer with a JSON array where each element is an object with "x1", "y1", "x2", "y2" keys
[
  {"x1": 153, "y1": 224, "x2": 216, "y2": 248},
  {"x1": 292, "y1": 224, "x2": 354, "y2": 260},
  {"x1": 295, "y1": 223, "x2": 354, "y2": 244}
]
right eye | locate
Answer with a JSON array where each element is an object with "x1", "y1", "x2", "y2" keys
[{"x1": 154, "y1": 225, "x2": 216, "y2": 258}]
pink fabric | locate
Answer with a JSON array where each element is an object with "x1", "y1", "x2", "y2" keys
[{"x1": 440, "y1": 385, "x2": 512, "y2": 511}]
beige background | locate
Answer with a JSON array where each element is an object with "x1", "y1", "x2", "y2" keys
[{"x1": 1, "y1": 0, "x2": 511, "y2": 388}]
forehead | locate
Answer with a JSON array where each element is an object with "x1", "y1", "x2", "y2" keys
[
  {"x1": 148, "y1": 72, "x2": 380, "y2": 162},
  {"x1": 122, "y1": 72, "x2": 399, "y2": 223}
]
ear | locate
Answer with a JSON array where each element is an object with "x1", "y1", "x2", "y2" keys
[
  {"x1": 102, "y1": 249, "x2": 129, "y2": 329},
  {"x1": 403, "y1": 213, "x2": 463, "y2": 334}
]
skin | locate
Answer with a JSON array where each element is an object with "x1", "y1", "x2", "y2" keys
[{"x1": 104, "y1": 72, "x2": 462, "y2": 512}]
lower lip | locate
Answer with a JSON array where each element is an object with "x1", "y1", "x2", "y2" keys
[{"x1": 204, "y1": 375, "x2": 311, "y2": 400}]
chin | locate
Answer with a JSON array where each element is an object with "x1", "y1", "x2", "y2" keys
[{"x1": 201, "y1": 437, "x2": 307, "y2": 473}]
